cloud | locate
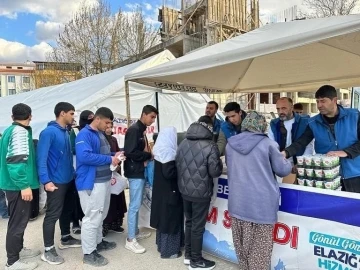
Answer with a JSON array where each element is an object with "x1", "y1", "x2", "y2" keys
[
  {"x1": 35, "y1": 21, "x2": 63, "y2": 42},
  {"x1": 144, "y1": 3, "x2": 153, "y2": 11},
  {"x1": 0, "y1": 0, "x2": 98, "y2": 23},
  {"x1": 125, "y1": 3, "x2": 141, "y2": 10},
  {"x1": 0, "y1": 39, "x2": 52, "y2": 62}
]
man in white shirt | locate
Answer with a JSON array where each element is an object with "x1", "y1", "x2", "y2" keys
[{"x1": 268, "y1": 98, "x2": 314, "y2": 182}]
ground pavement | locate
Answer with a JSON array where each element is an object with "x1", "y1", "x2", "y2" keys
[{"x1": 0, "y1": 192, "x2": 238, "y2": 270}]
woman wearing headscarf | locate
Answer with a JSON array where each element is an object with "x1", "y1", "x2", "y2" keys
[
  {"x1": 102, "y1": 121, "x2": 127, "y2": 236},
  {"x1": 69, "y1": 110, "x2": 94, "y2": 234},
  {"x1": 150, "y1": 127, "x2": 183, "y2": 259},
  {"x1": 226, "y1": 111, "x2": 292, "y2": 270}
]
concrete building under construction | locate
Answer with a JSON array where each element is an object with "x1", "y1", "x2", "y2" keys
[{"x1": 118, "y1": 0, "x2": 259, "y2": 65}]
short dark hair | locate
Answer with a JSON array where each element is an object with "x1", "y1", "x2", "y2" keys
[
  {"x1": 54, "y1": 102, "x2": 75, "y2": 117},
  {"x1": 198, "y1": 115, "x2": 213, "y2": 126},
  {"x1": 224, "y1": 102, "x2": 241, "y2": 113},
  {"x1": 315, "y1": 85, "x2": 337, "y2": 99},
  {"x1": 293, "y1": 103, "x2": 303, "y2": 110},
  {"x1": 12, "y1": 103, "x2": 32, "y2": 121},
  {"x1": 142, "y1": 105, "x2": 158, "y2": 115},
  {"x1": 95, "y1": 107, "x2": 114, "y2": 121},
  {"x1": 207, "y1": 101, "x2": 219, "y2": 110}
]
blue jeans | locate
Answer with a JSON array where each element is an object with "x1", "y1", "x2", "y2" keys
[
  {"x1": 0, "y1": 189, "x2": 8, "y2": 218},
  {"x1": 127, "y1": 178, "x2": 145, "y2": 239}
]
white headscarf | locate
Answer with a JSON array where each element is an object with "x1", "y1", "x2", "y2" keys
[{"x1": 153, "y1": 127, "x2": 177, "y2": 164}]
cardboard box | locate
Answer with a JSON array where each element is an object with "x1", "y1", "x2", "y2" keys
[{"x1": 282, "y1": 173, "x2": 297, "y2": 184}]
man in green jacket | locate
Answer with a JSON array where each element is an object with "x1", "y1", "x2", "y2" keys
[{"x1": 0, "y1": 103, "x2": 41, "y2": 270}]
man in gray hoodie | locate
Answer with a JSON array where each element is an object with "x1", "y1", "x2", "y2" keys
[{"x1": 226, "y1": 111, "x2": 292, "y2": 270}]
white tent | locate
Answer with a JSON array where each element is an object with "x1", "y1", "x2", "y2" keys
[
  {"x1": 125, "y1": 15, "x2": 360, "y2": 94},
  {"x1": 0, "y1": 50, "x2": 211, "y2": 138}
]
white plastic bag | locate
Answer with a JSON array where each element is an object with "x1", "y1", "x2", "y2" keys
[{"x1": 110, "y1": 172, "x2": 128, "y2": 195}]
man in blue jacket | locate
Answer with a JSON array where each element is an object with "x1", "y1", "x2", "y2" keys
[
  {"x1": 268, "y1": 97, "x2": 313, "y2": 165},
  {"x1": 37, "y1": 102, "x2": 81, "y2": 265},
  {"x1": 217, "y1": 102, "x2": 247, "y2": 155},
  {"x1": 75, "y1": 107, "x2": 121, "y2": 267},
  {"x1": 284, "y1": 85, "x2": 360, "y2": 192}
]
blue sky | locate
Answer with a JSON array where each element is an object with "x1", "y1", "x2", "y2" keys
[{"x1": 0, "y1": 0, "x2": 306, "y2": 62}]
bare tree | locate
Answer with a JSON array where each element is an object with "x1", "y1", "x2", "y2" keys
[
  {"x1": 302, "y1": 0, "x2": 359, "y2": 17},
  {"x1": 48, "y1": 1, "x2": 160, "y2": 77}
]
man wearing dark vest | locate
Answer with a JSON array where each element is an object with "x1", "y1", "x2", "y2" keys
[
  {"x1": 283, "y1": 85, "x2": 360, "y2": 192},
  {"x1": 268, "y1": 97, "x2": 313, "y2": 161}
]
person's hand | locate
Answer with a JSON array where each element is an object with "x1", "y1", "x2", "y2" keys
[
  {"x1": 116, "y1": 151, "x2": 126, "y2": 161},
  {"x1": 45, "y1": 182, "x2": 58, "y2": 192},
  {"x1": 110, "y1": 178, "x2": 117, "y2": 185},
  {"x1": 111, "y1": 156, "x2": 120, "y2": 166},
  {"x1": 327, "y1": 151, "x2": 348, "y2": 158},
  {"x1": 281, "y1": 151, "x2": 287, "y2": 158},
  {"x1": 21, "y1": 188, "x2": 33, "y2": 201}
]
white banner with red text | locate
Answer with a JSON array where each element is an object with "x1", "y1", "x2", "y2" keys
[{"x1": 204, "y1": 176, "x2": 360, "y2": 270}]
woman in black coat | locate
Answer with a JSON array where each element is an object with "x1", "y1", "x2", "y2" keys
[{"x1": 150, "y1": 127, "x2": 183, "y2": 259}]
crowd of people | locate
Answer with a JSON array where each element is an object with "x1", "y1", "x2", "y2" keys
[{"x1": 1, "y1": 84, "x2": 360, "y2": 270}]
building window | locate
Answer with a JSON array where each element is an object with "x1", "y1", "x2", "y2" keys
[
  {"x1": 6, "y1": 66, "x2": 11, "y2": 69},
  {"x1": 23, "y1": 89, "x2": 30, "y2": 92},
  {"x1": 344, "y1": 93, "x2": 349, "y2": 100},
  {"x1": 23, "y1": 76, "x2": 30, "y2": 84},
  {"x1": 8, "y1": 76, "x2": 15, "y2": 83},
  {"x1": 8, "y1": 89, "x2": 16, "y2": 95},
  {"x1": 17, "y1": 67, "x2": 23, "y2": 69}
]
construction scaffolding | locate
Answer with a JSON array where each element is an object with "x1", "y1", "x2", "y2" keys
[{"x1": 159, "y1": 0, "x2": 259, "y2": 55}]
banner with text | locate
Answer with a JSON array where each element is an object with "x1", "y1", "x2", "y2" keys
[{"x1": 203, "y1": 176, "x2": 360, "y2": 270}]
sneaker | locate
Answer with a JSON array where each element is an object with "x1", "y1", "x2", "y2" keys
[
  {"x1": 72, "y1": 227, "x2": 81, "y2": 235},
  {"x1": 189, "y1": 258, "x2": 216, "y2": 270},
  {"x1": 41, "y1": 248, "x2": 64, "y2": 265},
  {"x1": 184, "y1": 256, "x2": 191, "y2": 265},
  {"x1": 97, "y1": 240, "x2": 116, "y2": 252},
  {"x1": 135, "y1": 231, "x2": 151, "y2": 240},
  {"x1": 83, "y1": 251, "x2": 109, "y2": 267},
  {"x1": 19, "y1": 247, "x2": 41, "y2": 259},
  {"x1": 58, "y1": 235, "x2": 81, "y2": 249},
  {"x1": 5, "y1": 260, "x2": 38, "y2": 270},
  {"x1": 125, "y1": 239, "x2": 146, "y2": 254},
  {"x1": 109, "y1": 227, "x2": 124, "y2": 234}
]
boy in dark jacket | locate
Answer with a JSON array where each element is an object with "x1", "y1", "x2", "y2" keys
[
  {"x1": 124, "y1": 105, "x2": 158, "y2": 254},
  {"x1": 176, "y1": 115, "x2": 223, "y2": 270}
]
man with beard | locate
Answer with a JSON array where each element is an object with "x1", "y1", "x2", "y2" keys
[
  {"x1": 205, "y1": 101, "x2": 223, "y2": 143},
  {"x1": 268, "y1": 98, "x2": 313, "y2": 180}
]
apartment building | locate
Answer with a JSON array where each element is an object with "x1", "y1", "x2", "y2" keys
[{"x1": 0, "y1": 62, "x2": 35, "y2": 97}]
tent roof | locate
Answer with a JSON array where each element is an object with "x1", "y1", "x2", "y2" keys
[{"x1": 126, "y1": 15, "x2": 360, "y2": 93}]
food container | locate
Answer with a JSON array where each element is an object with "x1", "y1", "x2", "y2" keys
[
  {"x1": 324, "y1": 169, "x2": 335, "y2": 180},
  {"x1": 306, "y1": 179, "x2": 314, "y2": 187},
  {"x1": 297, "y1": 167, "x2": 305, "y2": 177},
  {"x1": 322, "y1": 156, "x2": 333, "y2": 168},
  {"x1": 315, "y1": 180, "x2": 324, "y2": 189},
  {"x1": 305, "y1": 168, "x2": 314, "y2": 178},
  {"x1": 313, "y1": 155, "x2": 322, "y2": 168},
  {"x1": 314, "y1": 169, "x2": 324, "y2": 179},
  {"x1": 296, "y1": 156, "x2": 304, "y2": 166},
  {"x1": 304, "y1": 156, "x2": 313, "y2": 167},
  {"x1": 324, "y1": 180, "x2": 336, "y2": 190},
  {"x1": 297, "y1": 178, "x2": 306, "y2": 186}
]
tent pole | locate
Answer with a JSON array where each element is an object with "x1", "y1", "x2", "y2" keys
[
  {"x1": 125, "y1": 80, "x2": 131, "y2": 128},
  {"x1": 155, "y1": 91, "x2": 160, "y2": 132}
]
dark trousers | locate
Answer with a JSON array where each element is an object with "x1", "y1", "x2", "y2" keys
[
  {"x1": 5, "y1": 191, "x2": 32, "y2": 265},
  {"x1": 341, "y1": 177, "x2": 360, "y2": 193},
  {"x1": 43, "y1": 181, "x2": 74, "y2": 247},
  {"x1": 30, "y1": 189, "x2": 39, "y2": 219},
  {"x1": 183, "y1": 199, "x2": 210, "y2": 262}
]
